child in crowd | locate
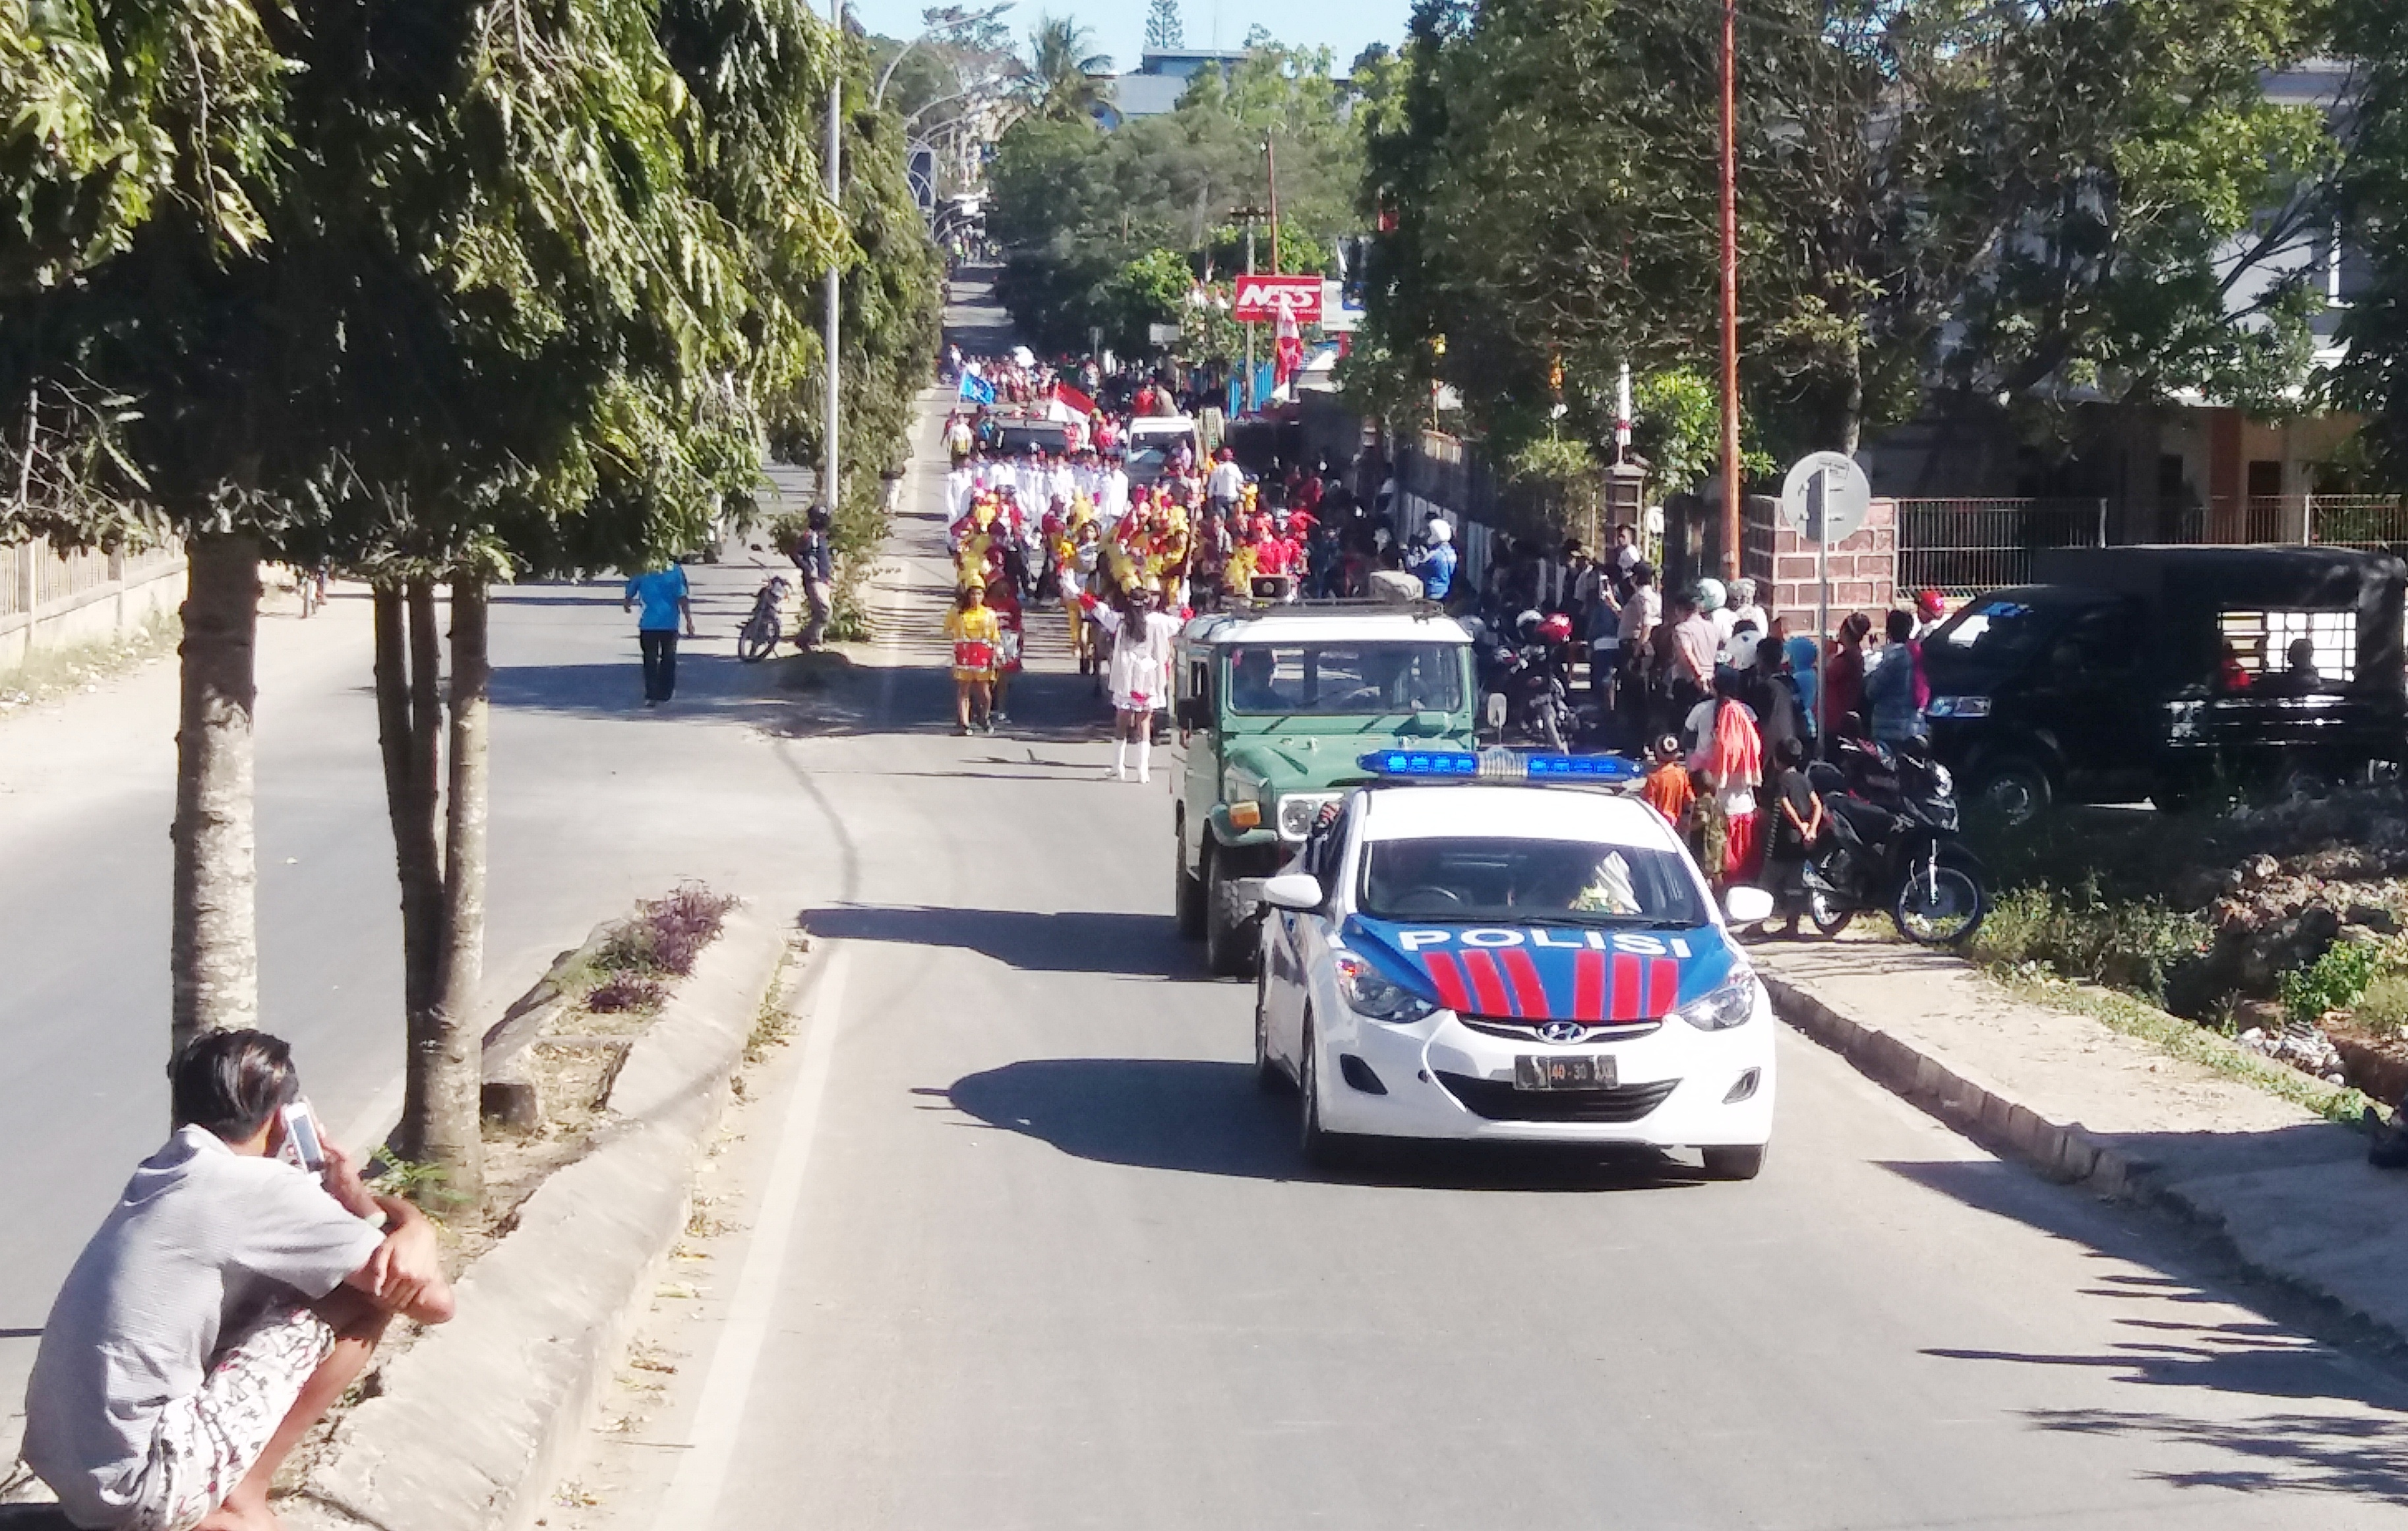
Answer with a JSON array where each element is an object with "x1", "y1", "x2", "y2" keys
[{"x1": 1640, "y1": 733, "x2": 1695, "y2": 835}]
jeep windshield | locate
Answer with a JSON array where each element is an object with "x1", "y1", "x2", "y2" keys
[
  {"x1": 1360, "y1": 837, "x2": 1710, "y2": 926},
  {"x1": 1224, "y1": 643, "x2": 1465, "y2": 715}
]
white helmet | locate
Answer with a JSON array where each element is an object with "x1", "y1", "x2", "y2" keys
[
  {"x1": 1427, "y1": 520, "x2": 1453, "y2": 544},
  {"x1": 1694, "y1": 576, "x2": 1726, "y2": 613}
]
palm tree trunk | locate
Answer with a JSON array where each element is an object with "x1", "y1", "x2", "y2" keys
[
  {"x1": 415, "y1": 576, "x2": 489, "y2": 1209},
  {"x1": 170, "y1": 533, "x2": 262, "y2": 1056}
]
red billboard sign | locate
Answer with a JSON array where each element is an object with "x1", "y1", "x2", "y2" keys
[{"x1": 1232, "y1": 273, "x2": 1323, "y2": 324}]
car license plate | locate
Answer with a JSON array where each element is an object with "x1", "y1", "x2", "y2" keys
[{"x1": 1514, "y1": 1054, "x2": 1617, "y2": 1091}]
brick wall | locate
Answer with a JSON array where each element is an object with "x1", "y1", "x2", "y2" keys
[{"x1": 1769, "y1": 498, "x2": 1896, "y2": 634}]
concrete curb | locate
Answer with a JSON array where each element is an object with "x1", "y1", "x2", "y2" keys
[
  {"x1": 1764, "y1": 970, "x2": 2408, "y2": 1348},
  {"x1": 287, "y1": 908, "x2": 796, "y2": 1531},
  {"x1": 1761, "y1": 973, "x2": 2147, "y2": 1199}
]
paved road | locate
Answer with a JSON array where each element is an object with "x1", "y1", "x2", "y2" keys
[
  {"x1": 0, "y1": 486, "x2": 841, "y2": 1449},
  {"x1": 542, "y1": 280, "x2": 2408, "y2": 1531}
]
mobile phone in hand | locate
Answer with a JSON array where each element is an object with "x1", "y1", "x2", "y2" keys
[{"x1": 277, "y1": 1100, "x2": 327, "y2": 1174}]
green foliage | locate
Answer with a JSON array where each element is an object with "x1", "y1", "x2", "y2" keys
[
  {"x1": 2280, "y1": 940, "x2": 2381, "y2": 1025},
  {"x1": 0, "y1": 0, "x2": 291, "y2": 294},
  {"x1": 984, "y1": 30, "x2": 1363, "y2": 355},
  {"x1": 1991, "y1": 966, "x2": 2372, "y2": 1128},
  {"x1": 1360, "y1": 0, "x2": 2338, "y2": 476},
  {"x1": 1967, "y1": 882, "x2": 2212, "y2": 1007},
  {"x1": 2355, "y1": 973, "x2": 2408, "y2": 1035},
  {"x1": 2332, "y1": 0, "x2": 2408, "y2": 479},
  {"x1": 1631, "y1": 369, "x2": 1725, "y2": 497},
  {"x1": 1019, "y1": 13, "x2": 1111, "y2": 121}
]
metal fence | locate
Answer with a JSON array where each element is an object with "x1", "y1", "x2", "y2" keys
[
  {"x1": 1894, "y1": 498, "x2": 2109, "y2": 599},
  {"x1": 2306, "y1": 494, "x2": 2408, "y2": 555}
]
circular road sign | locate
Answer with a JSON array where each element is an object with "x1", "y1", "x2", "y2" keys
[{"x1": 1780, "y1": 452, "x2": 1872, "y2": 546}]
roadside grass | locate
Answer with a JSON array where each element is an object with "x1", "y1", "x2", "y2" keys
[
  {"x1": 1989, "y1": 963, "x2": 2372, "y2": 1128},
  {"x1": 0, "y1": 609, "x2": 179, "y2": 716}
]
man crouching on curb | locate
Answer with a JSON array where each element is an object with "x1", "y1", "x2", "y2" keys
[{"x1": 22, "y1": 1031, "x2": 456, "y2": 1530}]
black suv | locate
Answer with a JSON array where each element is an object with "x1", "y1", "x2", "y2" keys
[{"x1": 1922, "y1": 545, "x2": 2408, "y2": 819}]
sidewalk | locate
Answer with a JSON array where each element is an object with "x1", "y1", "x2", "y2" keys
[{"x1": 1757, "y1": 942, "x2": 2408, "y2": 1344}]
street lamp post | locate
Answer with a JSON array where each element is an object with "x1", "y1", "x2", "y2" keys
[
  {"x1": 1718, "y1": 0, "x2": 1741, "y2": 584},
  {"x1": 823, "y1": 0, "x2": 844, "y2": 522}
]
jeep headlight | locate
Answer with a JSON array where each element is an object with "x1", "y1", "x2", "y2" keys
[
  {"x1": 1335, "y1": 951, "x2": 1438, "y2": 1025},
  {"x1": 1277, "y1": 791, "x2": 1342, "y2": 841},
  {"x1": 1673, "y1": 970, "x2": 1759, "y2": 1032}
]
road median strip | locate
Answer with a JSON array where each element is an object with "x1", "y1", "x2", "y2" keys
[{"x1": 285, "y1": 909, "x2": 798, "y2": 1531}]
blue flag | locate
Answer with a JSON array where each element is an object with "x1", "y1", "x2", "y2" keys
[{"x1": 958, "y1": 372, "x2": 995, "y2": 405}]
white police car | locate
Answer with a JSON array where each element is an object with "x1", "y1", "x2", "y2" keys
[{"x1": 1253, "y1": 750, "x2": 1777, "y2": 1177}]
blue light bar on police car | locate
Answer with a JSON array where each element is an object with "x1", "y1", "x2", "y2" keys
[{"x1": 1358, "y1": 749, "x2": 1642, "y2": 783}]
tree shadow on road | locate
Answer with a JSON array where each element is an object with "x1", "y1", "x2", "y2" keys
[
  {"x1": 930, "y1": 1057, "x2": 1713, "y2": 1191},
  {"x1": 1880, "y1": 1155, "x2": 2408, "y2": 1507},
  {"x1": 2018, "y1": 1406, "x2": 2408, "y2": 1504},
  {"x1": 804, "y1": 906, "x2": 1203, "y2": 980}
]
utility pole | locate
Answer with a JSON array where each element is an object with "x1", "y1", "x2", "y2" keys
[
  {"x1": 1266, "y1": 136, "x2": 1280, "y2": 276},
  {"x1": 1717, "y1": 0, "x2": 1741, "y2": 584},
  {"x1": 823, "y1": 0, "x2": 845, "y2": 520},
  {"x1": 1230, "y1": 202, "x2": 1270, "y2": 415}
]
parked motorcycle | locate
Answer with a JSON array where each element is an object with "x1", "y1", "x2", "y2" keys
[
  {"x1": 1474, "y1": 611, "x2": 1577, "y2": 752},
  {"x1": 1800, "y1": 736, "x2": 1987, "y2": 945},
  {"x1": 737, "y1": 574, "x2": 791, "y2": 664}
]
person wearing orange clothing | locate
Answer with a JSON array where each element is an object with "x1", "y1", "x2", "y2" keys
[{"x1": 944, "y1": 583, "x2": 1001, "y2": 735}]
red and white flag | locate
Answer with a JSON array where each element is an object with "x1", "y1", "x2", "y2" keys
[{"x1": 1273, "y1": 305, "x2": 1304, "y2": 388}]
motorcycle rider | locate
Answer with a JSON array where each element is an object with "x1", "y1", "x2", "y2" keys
[{"x1": 790, "y1": 506, "x2": 835, "y2": 651}]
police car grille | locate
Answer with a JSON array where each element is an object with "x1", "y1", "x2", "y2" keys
[
  {"x1": 1458, "y1": 1017, "x2": 1662, "y2": 1043},
  {"x1": 1435, "y1": 1072, "x2": 1680, "y2": 1124}
]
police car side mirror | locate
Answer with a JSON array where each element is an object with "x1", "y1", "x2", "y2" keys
[
  {"x1": 1484, "y1": 692, "x2": 1508, "y2": 730},
  {"x1": 1260, "y1": 873, "x2": 1326, "y2": 912},
  {"x1": 1724, "y1": 886, "x2": 1776, "y2": 925}
]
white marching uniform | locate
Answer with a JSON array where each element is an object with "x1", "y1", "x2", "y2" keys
[{"x1": 1092, "y1": 607, "x2": 1183, "y2": 713}]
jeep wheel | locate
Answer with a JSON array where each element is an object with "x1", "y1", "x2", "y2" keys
[
  {"x1": 1174, "y1": 815, "x2": 1205, "y2": 939},
  {"x1": 1205, "y1": 845, "x2": 1261, "y2": 978}
]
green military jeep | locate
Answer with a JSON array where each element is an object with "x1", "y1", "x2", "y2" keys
[{"x1": 1171, "y1": 601, "x2": 1479, "y2": 975}]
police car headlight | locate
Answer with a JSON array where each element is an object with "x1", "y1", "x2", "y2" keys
[
  {"x1": 1277, "y1": 791, "x2": 1342, "y2": 841},
  {"x1": 1335, "y1": 952, "x2": 1438, "y2": 1025},
  {"x1": 1673, "y1": 971, "x2": 1759, "y2": 1032}
]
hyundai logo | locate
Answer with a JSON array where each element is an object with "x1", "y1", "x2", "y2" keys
[{"x1": 1536, "y1": 1021, "x2": 1586, "y2": 1044}]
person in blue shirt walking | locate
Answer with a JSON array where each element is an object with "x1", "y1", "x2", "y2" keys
[
  {"x1": 1408, "y1": 518, "x2": 1457, "y2": 601},
  {"x1": 622, "y1": 561, "x2": 696, "y2": 705}
]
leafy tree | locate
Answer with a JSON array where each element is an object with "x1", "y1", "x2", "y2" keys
[
  {"x1": 1020, "y1": 13, "x2": 1111, "y2": 121},
  {"x1": 1145, "y1": 0, "x2": 1184, "y2": 51},
  {"x1": 985, "y1": 27, "x2": 1362, "y2": 349},
  {"x1": 1358, "y1": 0, "x2": 2339, "y2": 478},
  {"x1": 868, "y1": 2, "x2": 1023, "y2": 192},
  {"x1": 2324, "y1": 0, "x2": 2408, "y2": 474},
  {"x1": 1942, "y1": 0, "x2": 2337, "y2": 437}
]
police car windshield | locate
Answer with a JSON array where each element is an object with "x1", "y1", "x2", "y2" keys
[
  {"x1": 1360, "y1": 836, "x2": 1709, "y2": 926},
  {"x1": 1226, "y1": 644, "x2": 1464, "y2": 715}
]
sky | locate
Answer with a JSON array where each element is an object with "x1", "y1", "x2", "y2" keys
[{"x1": 848, "y1": 0, "x2": 1416, "y2": 75}]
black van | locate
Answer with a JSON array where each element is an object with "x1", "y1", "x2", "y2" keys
[{"x1": 1921, "y1": 545, "x2": 2408, "y2": 820}]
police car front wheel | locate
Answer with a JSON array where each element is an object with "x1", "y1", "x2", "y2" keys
[
  {"x1": 1297, "y1": 1014, "x2": 1354, "y2": 1168},
  {"x1": 1701, "y1": 1144, "x2": 1767, "y2": 1180}
]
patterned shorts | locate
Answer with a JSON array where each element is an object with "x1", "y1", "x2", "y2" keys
[{"x1": 123, "y1": 1305, "x2": 334, "y2": 1531}]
